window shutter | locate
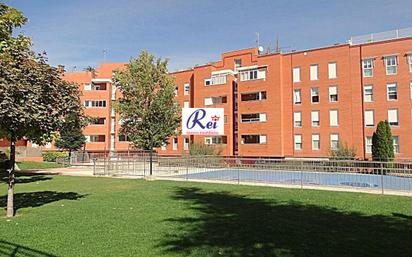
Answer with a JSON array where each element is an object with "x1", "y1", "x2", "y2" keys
[
  {"x1": 329, "y1": 86, "x2": 337, "y2": 95},
  {"x1": 328, "y1": 63, "x2": 337, "y2": 79},
  {"x1": 364, "y1": 110, "x2": 374, "y2": 126},
  {"x1": 329, "y1": 110, "x2": 338, "y2": 126},
  {"x1": 204, "y1": 97, "x2": 213, "y2": 106},
  {"x1": 294, "y1": 112, "x2": 301, "y2": 122},
  {"x1": 388, "y1": 109, "x2": 398, "y2": 123},
  {"x1": 259, "y1": 135, "x2": 267, "y2": 144},
  {"x1": 84, "y1": 84, "x2": 92, "y2": 91},
  {"x1": 257, "y1": 69, "x2": 266, "y2": 80},
  {"x1": 310, "y1": 65, "x2": 318, "y2": 80},
  {"x1": 311, "y1": 111, "x2": 319, "y2": 122},
  {"x1": 293, "y1": 67, "x2": 300, "y2": 82}
]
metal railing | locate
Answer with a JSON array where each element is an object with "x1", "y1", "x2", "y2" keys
[
  {"x1": 92, "y1": 156, "x2": 412, "y2": 196},
  {"x1": 349, "y1": 27, "x2": 412, "y2": 45}
]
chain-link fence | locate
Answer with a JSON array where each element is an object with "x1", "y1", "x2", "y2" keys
[{"x1": 92, "y1": 156, "x2": 412, "y2": 195}]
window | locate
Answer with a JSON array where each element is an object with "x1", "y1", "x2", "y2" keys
[
  {"x1": 311, "y1": 111, "x2": 320, "y2": 127},
  {"x1": 204, "y1": 79, "x2": 211, "y2": 86},
  {"x1": 393, "y1": 136, "x2": 400, "y2": 154},
  {"x1": 204, "y1": 96, "x2": 227, "y2": 106},
  {"x1": 329, "y1": 86, "x2": 338, "y2": 102},
  {"x1": 241, "y1": 135, "x2": 266, "y2": 144},
  {"x1": 311, "y1": 88, "x2": 319, "y2": 103},
  {"x1": 184, "y1": 138, "x2": 189, "y2": 150},
  {"x1": 387, "y1": 83, "x2": 397, "y2": 101},
  {"x1": 385, "y1": 56, "x2": 397, "y2": 75},
  {"x1": 294, "y1": 135, "x2": 302, "y2": 150},
  {"x1": 365, "y1": 137, "x2": 372, "y2": 154},
  {"x1": 241, "y1": 91, "x2": 266, "y2": 101},
  {"x1": 204, "y1": 136, "x2": 228, "y2": 145},
  {"x1": 364, "y1": 85, "x2": 373, "y2": 102},
  {"x1": 118, "y1": 135, "x2": 129, "y2": 142},
  {"x1": 174, "y1": 86, "x2": 178, "y2": 96},
  {"x1": 172, "y1": 138, "x2": 178, "y2": 150},
  {"x1": 161, "y1": 143, "x2": 166, "y2": 151},
  {"x1": 293, "y1": 89, "x2": 301, "y2": 104},
  {"x1": 91, "y1": 118, "x2": 106, "y2": 125},
  {"x1": 364, "y1": 110, "x2": 374, "y2": 127},
  {"x1": 88, "y1": 135, "x2": 105, "y2": 142},
  {"x1": 294, "y1": 112, "x2": 302, "y2": 127},
  {"x1": 410, "y1": 81, "x2": 412, "y2": 99},
  {"x1": 240, "y1": 68, "x2": 266, "y2": 81},
  {"x1": 330, "y1": 134, "x2": 339, "y2": 150},
  {"x1": 408, "y1": 54, "x2": 412, "y2": 72},
  {"x1": 241, "y1": 113, "x2": 266, "y2": 123},
  {"x1": 213, "y1": 75, "x2": 227, "y2": 85},
  {"x1": 328, "y1": 62, "x2": 337, "y2": 79},
  {"x1": 388, "y1": 109, "x2": 399, "y2": 126},
  {"x1": 362, "y1": 59, "x2": 373, "y2": 77},
  {"x1": 184, "y1": 83, "x2": 190, "y2": 95},
  {"x1": 329, "y1": 110, "x2": 339, "y2": 127},
  {"x1": 84, "y1": 84, "x2": 92, "y2": 91},
  {"x1": 84, "y1": 100, "x2": 106, "y2": 108},
  {"x1": 183, "y1": 101, "x2": 190, "y2": 108},
  {"x1": 91, "y1": 83, "x2": 106, "y2": 90},
  {"x1": 310, "y1": 65, "x2": 318, "y2": 80},
  {"x1": 312, "y1": 134, "x2": 320, "y2": 150},
  {"x1": 293, "y1": 67, "x2": 301, "y2": 82},
  {"x1": 234, "y1": 59, "x2": 242, "y2": 69}
]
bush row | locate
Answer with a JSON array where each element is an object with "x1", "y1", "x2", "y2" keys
[{"x1": 42, "y1": 152, "x2": 69, "y2": 162}]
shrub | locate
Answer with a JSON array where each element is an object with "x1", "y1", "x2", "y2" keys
[
  {"x1": 329, "y1": 142, "x2": 356, "y2": 160},
  {"x1": 189, "y1": 142, "x2": 222, "y2": 156},
  {"x1": 42, "y1": 151, "x2": 69, "y2": 162}
]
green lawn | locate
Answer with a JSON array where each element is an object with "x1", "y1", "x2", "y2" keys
[
  {"x1": 16, "y1": 161, "x2": 65, "y2": 170},
  {"x1": 1, "y1": 173, "x2": 412, "y2": 257}
]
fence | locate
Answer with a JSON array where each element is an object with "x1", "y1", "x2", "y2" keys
[
  {"x1": 92, "y1": 156, "x2": 412, "y2": 196},
  {"x1": 349, "y1": 27, "x2": 412, "y2": 45}
]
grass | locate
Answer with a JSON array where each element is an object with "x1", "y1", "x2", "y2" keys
[
  {"x1": 16, "y1": 161, "x2": 65, "y2": 170},
  {"x1": 0, "y1": 174, "x2": 411, "y2": 257}
]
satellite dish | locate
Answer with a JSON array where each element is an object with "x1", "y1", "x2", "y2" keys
[{"x1": 258, "y1": 46, "x2": 264, "y2": 53}]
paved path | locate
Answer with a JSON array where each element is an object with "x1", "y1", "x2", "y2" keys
[{"x1": 23, "y1": 166, "x2": 94, "y2": 177}]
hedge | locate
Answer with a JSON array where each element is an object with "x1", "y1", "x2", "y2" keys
[{"x1": 42, "y1": 152, "x2": 69, "y2": 162}]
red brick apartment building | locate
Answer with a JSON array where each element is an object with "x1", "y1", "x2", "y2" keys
[{"x1": 26, "y1": 29, "x2": 412, "y2": 160}]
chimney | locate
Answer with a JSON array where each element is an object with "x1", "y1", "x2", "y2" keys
[{"x1": 57, "y1": 65, "x2": 65, "y2": 73}]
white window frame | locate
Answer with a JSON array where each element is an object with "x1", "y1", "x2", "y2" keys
[
  {"x1": 241, "y1": 113, "x2": 267, "y2": 123},
  {"x1": 239, "y1": 68, "x2": 266, "y2": 81},
  {"x1": 183, "y1": 101, "x2": 190, "y2": 108},
  {"x1": 312, "y1": 134, "x2": 320, "y2": 150},
  {"x1": 328, "y1": 62, "x2": 337, "y2": 79},
  {"x1": 294, "y1": 89, "x2": 301, "y2": 104},
  {"x1": 364, "y1": 85, "x2": 373, "y2": 102},
  {"x1": 387, "y1": 83, "x2": 398, "y2": 101},
  {"x1": 362, "y1": 59, "x2": 373, "y2": 77},
  {"x1": 294, "y1": 112, "x2": 302, "y2": 127},
  {"x1": 329, "y1": 109, "x2": 339, "y2": 127},
  {"x1": 388, "y1": 109, "x2": 399, "y2": 126},
  {"x1": 408, "y1": 54, "x2": 412, "y2": 73},
  {"x1": 385, "y1": 56, "x2": 397, "y2": 75},
  {"x1": 293, "y1": 67, "x2": 301, "y2": 83},
  {"x1": 364, "y1": 110, "x2": 375, "y2": 127},
  {"x1": 310, "y1": 64, "x2": 318, "y2": 81},
  {"x1": 365, "y1": 137, "x2": 373, "y2": 154},
  {"x1": 311, "y1": 87, "x2": 319, "y2": 103},
  {"x1": 294, "y1": 135, "x2": 302, "y2": 150},
  {"x1": 184, "y1": 83, "x2": 190, "y2": 95},
  {"x1": 184, "y1": 138, "x2": 189, "y2": 150},
  {"x1": 330, "y1": 134, "x2": 339, "y2": 151},
  {"x1": 311, "y1": 111, "x2": 320, "y2": 127},
  {"x1": 172, "y1": 138, "x2": 178, "y2": 150},
  {"x1": 393, "y1": 136, "x2": 400, "y2": 154},
  {"x1": 329, "y1": 86, "x2": 338, "y2": 102}
]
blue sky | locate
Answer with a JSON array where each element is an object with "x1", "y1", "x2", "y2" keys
[{"x1": 3, "y1": 0, "x2": 412, "y2": 72}]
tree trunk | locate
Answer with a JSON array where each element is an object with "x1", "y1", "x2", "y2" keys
[
  {"x1": 6, "y1": 135, "x2": 16, "y2": 217},
  {"x1": 149, "y1": 150, "x2": 153, "y2": 176}
]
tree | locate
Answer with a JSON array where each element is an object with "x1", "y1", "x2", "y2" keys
[
  {"x1": 0, "y1": 4, "x2": 85, "y2": 217},
  {"x1": 55, "y1": 114, "x2": 87, "y2": 158},
  {"x1": 113, "y1": 51, "x2": 180, "y2": 175},
  {"x1": 329, "y1": 142, "x2": 356, "y2": 160},
  {"x1": 372, "y1": 120, "x2": 394, "y2": 162}
]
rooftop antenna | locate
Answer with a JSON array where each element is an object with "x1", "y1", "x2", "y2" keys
[
  {"x1": 255, "y1": 32, "x2": 260, "y2": 49},
  {"x1": 276, "y1": 35, "x2": 280, "y2": 53},
  {"x1": 102, "y1": 49, "x2": 107, "y2": 62}
]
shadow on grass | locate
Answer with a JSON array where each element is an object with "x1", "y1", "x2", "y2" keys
[
  {"x1": 0, "y1": 191, "x2": 85, "y2": 213},
  {"x1": 0, "y1": 172, "x2": 53, "y2": 184},
  {"x1": 0, "y1": 240, "x2": 57, "y2": 257},
  {"x1": 160, "y1": 187, "x2": 412, "y2": 257}
]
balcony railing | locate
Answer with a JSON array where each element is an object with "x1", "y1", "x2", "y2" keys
[{"x1": 349, "y1": 27, "x2": 412, "y2": 45}]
